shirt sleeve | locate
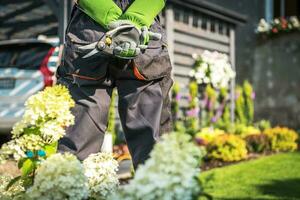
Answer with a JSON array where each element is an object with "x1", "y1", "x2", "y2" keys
[
  {"x1": 78, "y1": 0, "x2": 122, "y2": 29},
  {"x1": 120, "y1": 0, "x2": 166, "y2": 28}
]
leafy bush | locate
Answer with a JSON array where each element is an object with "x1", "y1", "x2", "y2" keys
[
  {"x1": 185, "y1": 81, "x2": 200, "y2": 135},
  {"x1": 195, "y1": 127, "x2": 225, "y2": 144},
  {"x1": 233, "y1": 124, "x2": 261, "y2": 137},
  {"x1": 264, "y1": 127, "x2": 298, "y2": 152},
  {"x1": 206, "y1": 134, "x2": 248, "y2": 162},
  {"x1": 26, "y1": 153, "x2": 89, "y2": 200},
  {"x1": 244, "y1": 134, "x2": 270, "y2": 153},
  {"x1": 110, "y1": 132, "x2": 204, "y2": 200},
  {"x1": 235, "y1": 81, "x2": 255, "y2": 126},
  {"x1": 255, "y1": 119, "x2": 271, "y2": 131}
]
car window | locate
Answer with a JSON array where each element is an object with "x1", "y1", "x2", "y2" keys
[{"x1": 0, "y1": 43, "x2": 52, "y2": 70}]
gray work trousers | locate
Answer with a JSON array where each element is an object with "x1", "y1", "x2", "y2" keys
[{"x1": 56, "y1": 4, "x2": 173, "y2": 168}]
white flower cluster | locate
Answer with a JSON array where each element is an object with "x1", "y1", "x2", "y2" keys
[
  {"x1": 0, "y1": 85, "x2": 75, "y2": 162},
  {"x1": 12, "y1": 85, "x2": 75, "y2": 141},
  {"x1": 190, "y1": 50, "x2": 235, "y2": 89},
  {"x1": 83, "y1": 152, "x2": 119, "y2": 200},
  {"x1": 110, "y1": 132, "x2": 204, "y2": 200},
  {"x1": 0, "y1": 175, "x2": 25, "y2": 199},
  {"x1": 256, "y1": 16, "x2": 300, "y2": 34},
  {"x1": 257, "y1": 19, "x2": 270, "y2": 33},
  {"x1": 26, "y1": 153, "x2": 89, "y2": 200}
]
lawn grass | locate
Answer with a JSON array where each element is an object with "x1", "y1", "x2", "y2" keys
[{"x1": 200, "y1": 152, "x2": 300, "y2": 200}]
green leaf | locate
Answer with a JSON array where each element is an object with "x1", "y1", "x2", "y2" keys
[
  {"x1": 21, "y1": 158, "x2": 35, "y2": 177},
  {"x1": 23, "y1": 126, "x2": 40, "y2": 135},
  {"x1": 17, "y1": 158, "x2": 27, "y2": 169},
  {"x1": 6, "y1": 176, "x2": 21, "y2": 191},
  {"x1": 44, "y1": 142, "x2": 58, "y2": 157},
  {"x1": 22, "y1": 176, "x2": 34, "y2": 189}
]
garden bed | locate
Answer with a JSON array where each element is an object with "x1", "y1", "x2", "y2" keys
[{"x1": 201, "y1": 152, "x2": 275, "y2": 171}]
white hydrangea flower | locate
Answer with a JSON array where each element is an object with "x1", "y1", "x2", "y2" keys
[
  {"x1": 26, "y1": 153, "x2": 89, "y2": 200},
  {"x1": 190, "y1": 50, "x2": 235, "y2": 89},
  {"x1": 1, "y1": 133, "x2": 48, "y2": 162},
  {"x1": 110, "y1": 132, "x2": 204, "y2": 200},
  {"x1": 0, "y1": 85, "x2": 75, "y2": 162},
  {"x1": 0, "y1": 175, "x2": 25, "y2": 199},
  {"x1": 24, "y1": 85, "x2": 75, "y2": 127},
  {"x1": 40, "y1": 121, "x2": 66, "y2": 144},
  {"x1": 83, "y1": 152, "x2": 119, "y2": 200}
]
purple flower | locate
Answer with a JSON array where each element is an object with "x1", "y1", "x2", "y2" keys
[
  {"x1": 207, "y1": 100, "x2": 213, "y2": 110},
  {"x1": 186, "y1": 108, "x2": 200, "y2": 117},
  {"x1": 195, "y1": 137, "x2": 207, "y2": 146},
  {"x1": 211, "y1": 116, "x2": 217, "y2": 123},
  {"x1": 202, "y1": 95, "x2": 208, "y2": 107},
  {"x1": 176, "y1": 94, "x2": 182, "y2": 101}
]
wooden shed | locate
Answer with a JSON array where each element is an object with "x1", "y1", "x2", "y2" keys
[{"x1": 163, "y1": 0, "x2": 246, "y2": 87}]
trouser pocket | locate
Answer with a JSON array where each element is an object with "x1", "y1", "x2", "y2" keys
[
  {"x1": 132, "y1": 22, "x2": 172, "y2": 81},
  {"x1": 59, "y1": 4, "x2": 112, "y2": 86}
]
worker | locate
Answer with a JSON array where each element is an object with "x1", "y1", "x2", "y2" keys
[{"x1": 56, "y1": 0, "x2": 173, "y2": 169}]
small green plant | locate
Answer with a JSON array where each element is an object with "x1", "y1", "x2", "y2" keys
[
  {"x1": 235, "y1": 81, "x2": 255, "y2": 126},
  {"x1": 171, "y1": 82, "x2": 183, "y2": 132},
  {"x1": 185, "y1": 81, "x2": 200, "y2": 135},
  {"x1": 195, "y1": 127, "x2": 225, "y2": 144},
  {"x1": 233, "y1": 124, "x2": 261, "y2": 137},
  {"x1": 255, "y1": 119, "x2": 271, "y2": 131},
  {"x1": 206, "y1": 134, "x2": 248, "y2": 162},
  {"x1": 107, "y1": 89, "x2": 117, "y2": 144},
  {"x1": 264, "y1": 127, "x2": 298, "y2": 152},
  {"x1": 243, "y1": 81, "x2": 254, "y2": 125},
  {"x1": 244, "y1": 133, "x2": 270, "y2": 153}
]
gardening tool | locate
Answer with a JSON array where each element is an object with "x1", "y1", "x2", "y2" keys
[
  {"x1": 79, "y1": 24, "x2": 161, "y2": 59},
  {"x1": 78, "y1": 24, "x2": 161, "y2": 60}
]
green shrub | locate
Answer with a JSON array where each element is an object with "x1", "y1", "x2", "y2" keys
[
  {"x1": 233, "y1": 124, "x2": 261, "y2": 137},
  {"x1": 195, "y1": 127, "x2": 225, "y2": 144},
  {"x1": 185, "y1": 81, "x2": 199, "y2": 135},
  {"x1": 171, "y1": 82, "x2": 182, "y2": 132},
  {"x1": 244, "y1": 133, "x2": 270, "y2": 153},
  {"x1": 235, "y1": 81, "x2": 255, "y2": 126},
  {"x1": 264, "y1": 127, "x2": 298, "y2": 152},
  {"x1": 255, "y1": 119, "x2": 271, "y2": 131},
  {"x1": 243, "y1": 81, "x2": 254, "y2": 125},
  {"x1": 206, "y1": 134, "x2": 248, "y2": 162}
]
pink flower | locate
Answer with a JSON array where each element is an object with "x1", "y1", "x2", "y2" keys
[
  {"x1": 186, "y1": 108, "x2": 199, "y2": 117},
  {"x1": 175, "y1": 94, "x2": 182, "y2": 101},
  {"x1": 251, "y1": 92, "x2": 256, "y2": 100}
]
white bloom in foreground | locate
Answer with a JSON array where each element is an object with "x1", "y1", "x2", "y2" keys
[
  {"x1": 26, "y1": 153, "x2": 88, "y2": 200},
  {"x1": 11, "y1": 85, "x2": 75, "y2": 139},
  {"x1": 110, "y1": 132, "x2": 203, "y2": 200},
  {"x1": 83, "y1": 152, "x2": 119, "y2": 200},
  {"x1": 39, "y1": 121, "x2": 66, "y2": 143},
  {"x1": 0, "y1": 140, "x2": 26, "y2": 163},
  {"x1": 0, "y1": 175, "x2": 25, "y2": 199}
]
